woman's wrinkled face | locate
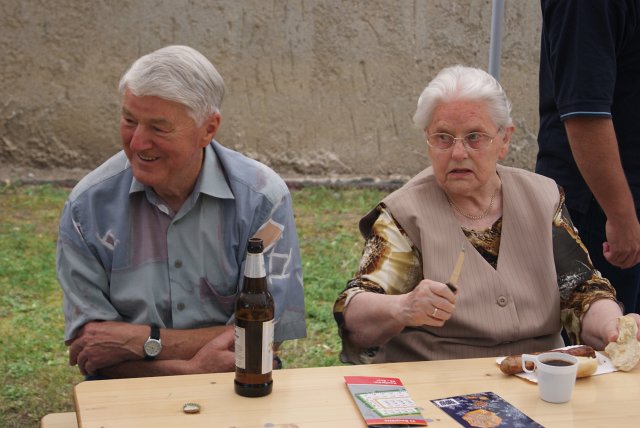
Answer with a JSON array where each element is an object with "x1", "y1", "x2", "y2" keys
[{"x1": 426, "y1": 100, "x2": 512, "y2": 197}]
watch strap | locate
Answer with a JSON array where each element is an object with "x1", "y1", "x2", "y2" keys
[{"x1": 149, "y1": 324, "x2": 160, "y2": 340}]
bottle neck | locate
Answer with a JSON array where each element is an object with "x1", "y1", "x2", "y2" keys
[{"x1": 244, "y1": 252, "x2": 266, "y2": 279}]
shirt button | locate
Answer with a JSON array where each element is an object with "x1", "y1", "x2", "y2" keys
[
  {"x1": 497, "y1": 296, "x2": 508, "y2": 307},
  {"x1": 177, "y1": 302, "x2": 186, "y2": 311},
  {"x1": 174, "y1": 259, "x2": 183, "y2": 268}
]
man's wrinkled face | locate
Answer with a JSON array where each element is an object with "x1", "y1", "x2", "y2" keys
[{"x1": 120, "y1": 90, "x2": 217, "y2": 199}]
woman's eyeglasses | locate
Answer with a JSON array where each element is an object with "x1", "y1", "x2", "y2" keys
[{"x1": 426, "y1": 129, "x2": 501, "y2": 151}]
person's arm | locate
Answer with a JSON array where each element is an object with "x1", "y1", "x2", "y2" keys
[
  {"x1": 579, "y1": 299, "x2": 640, "y2": 350},
  {"x1": 94, "y1": 327, "x2": 236, "y2": 378},
  {"x1": 345, "y1": 280, "x2": 456, "y2": 348},
  {"x1": 564, "y1": 117, "x2": 640, "y2": 268},
  {"x1": 335, "y1": 206, "x2": 455, "y2": 350},
  {"x1": 552, "y1": 192, "x2": 622, "y2": 345},
  {"x1": 94, "y1": 330, "x2": 284, "y2": 378},
  {"x1": 67, "y1": 321, "x2": 233, "y2": 376},
  {"x1": 552, "y1": 191, "x2": 640, "y2": 349}
]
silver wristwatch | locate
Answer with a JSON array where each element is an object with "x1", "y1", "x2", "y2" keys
[{"x1": 143, "y1": 325, "x2": 162, "y2": 360}]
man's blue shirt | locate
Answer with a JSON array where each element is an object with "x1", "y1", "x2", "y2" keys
[{"x1": 57, "y1": 140, "x2": 306, "y2": 343}]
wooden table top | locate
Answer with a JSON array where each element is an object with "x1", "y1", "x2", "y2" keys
[{"x1": 45, "y1": 356, "x2": 639, "y2": 427}]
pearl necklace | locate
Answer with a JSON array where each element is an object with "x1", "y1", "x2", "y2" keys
[{"x1": 447, "y1": 187, "x2": 499, "y2": 221}]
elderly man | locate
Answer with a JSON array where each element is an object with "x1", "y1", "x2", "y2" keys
[{"x1": 57, "y1": 45, "x2": 306, "y2": 378}]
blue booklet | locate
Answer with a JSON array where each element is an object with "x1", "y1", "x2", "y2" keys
[{"x1": 431, "y1": 391, "x2": 542, "y2": 427}]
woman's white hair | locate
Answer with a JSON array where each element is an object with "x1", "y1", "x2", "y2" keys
[
  {"x1": 118, "y1": 45, "x2": 225, "y2": 126},
  {"x1": 412, "y1": 65, "x2": 512, "y2": 131}
]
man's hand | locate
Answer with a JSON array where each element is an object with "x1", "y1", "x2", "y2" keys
[
  {"x1": 188, "y1": 326, "x2": 235, "y2": 373},
  {"x1": 67, "y1": 321, "x2": 147, "y2": 375},
  {"x1": 603, "y1": 219, "x2": 640, "y2": 269}
]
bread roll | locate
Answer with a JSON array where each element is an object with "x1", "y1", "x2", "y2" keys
[
  {"x1": 575, "y1": 356, "x2": 598, "y2": 378},
  {"x1": 605, "y1": 315, "x2": 640, "y2": 372}
]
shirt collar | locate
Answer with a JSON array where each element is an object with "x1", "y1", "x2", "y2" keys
[{"x1": 196, "y1": 143, "x2": 235, "y2": 199}]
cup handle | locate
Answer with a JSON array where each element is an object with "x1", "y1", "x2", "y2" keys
[{"x1": 522, "y1": 354, "x2": 537, "y2": 374}]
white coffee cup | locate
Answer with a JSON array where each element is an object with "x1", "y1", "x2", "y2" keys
[{"x1": 522, "y1": 352, "x2": 578, "y2": 404}]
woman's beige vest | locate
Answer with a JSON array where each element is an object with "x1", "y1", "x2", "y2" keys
[{"x1": 379, "y1": 164, "x2": 564, "y2": 361}]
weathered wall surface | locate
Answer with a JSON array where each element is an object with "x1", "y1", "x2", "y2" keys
[{"x1": 0, "y1": 0, "x2": 541, "y2": 182}]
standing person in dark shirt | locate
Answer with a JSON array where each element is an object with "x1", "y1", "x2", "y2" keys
[{"x1": 537, "y1": 0, "x2": 640, "y2": 313}]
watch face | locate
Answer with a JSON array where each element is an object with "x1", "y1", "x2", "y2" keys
[{"x1": 144, "y1": 339, "x2": 162, "y2": 357}]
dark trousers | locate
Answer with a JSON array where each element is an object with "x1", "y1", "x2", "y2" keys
[{"x1": 568, "y1": 201, "x2": 640, "y2": 314}]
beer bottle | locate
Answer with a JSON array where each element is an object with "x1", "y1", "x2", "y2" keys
[{"x1": 234, "y1": 237, "x2": 274, "y2": 397}]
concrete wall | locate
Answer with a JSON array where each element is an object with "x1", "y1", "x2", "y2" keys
[{"x1": 0, "y1": 0, "x2": 541, "y2": 182}]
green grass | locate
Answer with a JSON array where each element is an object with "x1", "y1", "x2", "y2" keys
[{"x1": 0, "y1": 183, "x2": 386, "y2": 427}]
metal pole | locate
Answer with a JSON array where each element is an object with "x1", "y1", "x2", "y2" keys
[{"x1": 488, "y1": 0, "x2": 505, "y2": 80}]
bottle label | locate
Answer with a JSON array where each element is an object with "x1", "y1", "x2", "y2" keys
[
  {"x1": 244, "y1": 252, "x2": 266, "y2": 279},
  {"x1": 234, "y1": 326, "x2": 246, "y2": 369},
  {"x1": 235, "y1": 319, "x2": 274, "y2": 374}
]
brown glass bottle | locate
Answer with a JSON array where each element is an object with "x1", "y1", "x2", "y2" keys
[{"x1": 234, "y1": 237, "x2": 274, "y2": 397}]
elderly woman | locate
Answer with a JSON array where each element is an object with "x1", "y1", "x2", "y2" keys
[{"x1": 334, "y1": 65, "x2": 640, "y2": 363}]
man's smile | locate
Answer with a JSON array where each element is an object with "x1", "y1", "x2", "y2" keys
[{"x1": 138, "y1": 153, "x2": 159, "y2": 162}]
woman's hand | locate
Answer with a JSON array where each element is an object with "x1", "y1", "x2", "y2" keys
[
  {"x1": 603, "y1": 312, "x2": 640, "y2": 343},
  {"x1": 581, "y1": 299, "x2": 640, "y2": 349},
  {"x1": 398, "y1": 279, "x2": 457, "y2": 327}
]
